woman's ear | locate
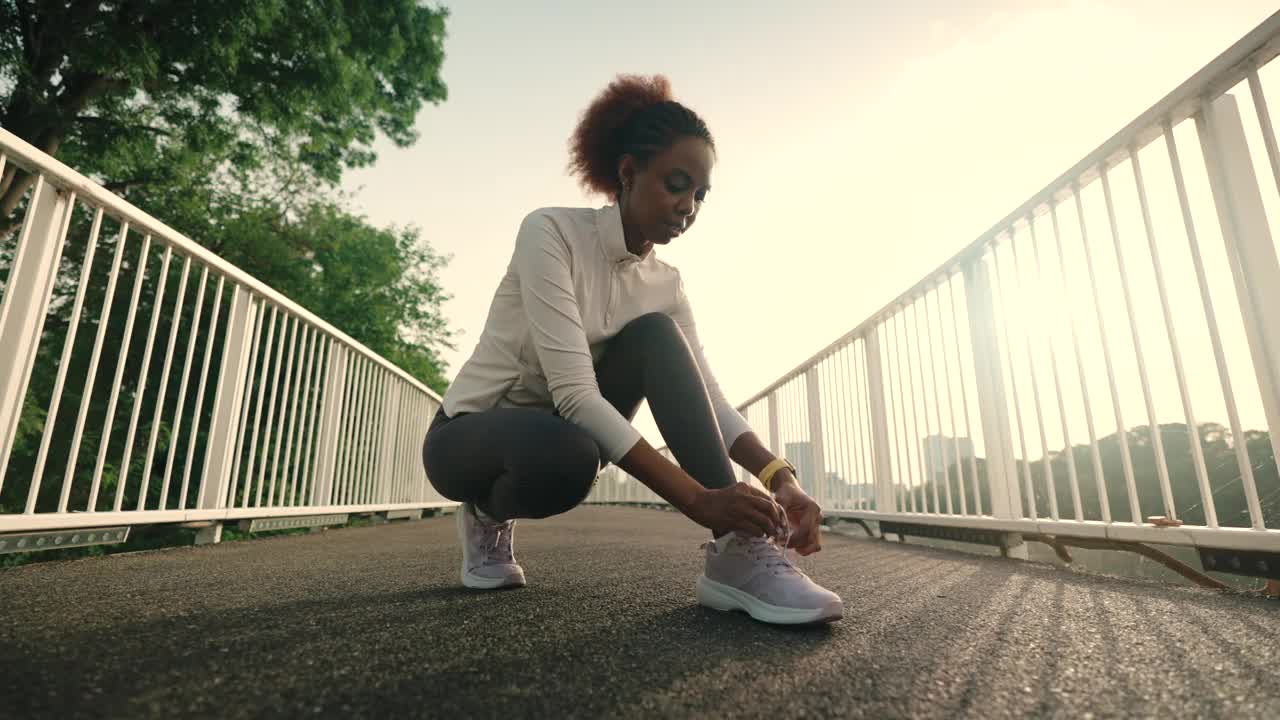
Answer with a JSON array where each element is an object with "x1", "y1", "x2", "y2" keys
[{"x1": 617, "y1": 154, "x2": 637, "y2": 191}]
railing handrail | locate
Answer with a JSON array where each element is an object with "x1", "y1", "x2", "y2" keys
[
  {"x1": 737, "y1": 9, "x2": 1280, "y2": 412},
  {"x1": 586, "y1": 10, "x2": 1280, "y2": 565},
  {"x1": 0, "y1": 127, "x2": 442, "y2": 404}
]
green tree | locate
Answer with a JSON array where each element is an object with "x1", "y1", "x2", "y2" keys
[
  {"x1": 0, "y1": 0, "x2": 455, "y2": 388},
  {"x1": 0, "y1": 1, "x2": 456, "y2": 527},
  {"x1": 1, "y1": 0, "x2": 448, "y2": 219},
  {"x1": 224, "y1": 201, "x2": 454, "y2": 393},
  {"x1": 916, "y1": 422, "x2": 1280, "y2": 529}
]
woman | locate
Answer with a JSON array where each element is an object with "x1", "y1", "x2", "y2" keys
[{"x1": 422, "y1": 74, "x2": 842, "y2": 625}]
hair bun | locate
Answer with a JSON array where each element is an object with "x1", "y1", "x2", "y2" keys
[
  {"x1": 569, "y1": 75, "x2": 673, "y2": 196},
  {"x1": 568, "y1": 74, "x2": 712, "y2": 199},
  {"x1": 608, "y1": 74, "x2": 673, "y2": 113}
]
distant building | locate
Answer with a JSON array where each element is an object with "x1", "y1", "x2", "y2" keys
[
  {"x1": 785, "y1": 441, "x2": 817, "y2": 483},
  {"x1": 921, "y1": 435, "x2": 974, "y2": 481},
  {"x1": 783, "y1": 440, "x2": 877, "y2": 505}
]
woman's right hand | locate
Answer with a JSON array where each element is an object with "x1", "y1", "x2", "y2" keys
[{"x1": 686, "y1": 483, "x2": 786, "y2": 538}]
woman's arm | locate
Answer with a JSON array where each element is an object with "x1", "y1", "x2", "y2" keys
[
  {"x1": 513, "y1": 212, "x2": 642, "y2": 461},
  {"x1": 617, "y1": 436, "x2": 783, "y2": 538},
  {"x1": 729, "y1": 432, "x2": 798, "y2": 491},
  {"x1": 668, "y1": 277, "x2": 801, "y2": 493},
  {"x1": 731, "y1": 432, "x2": 822, "y2": 554},
  {"x1": 513, "y1": 213, "x2": 782, "y2": 537},
  {"x1": 667, "y1": 279, "x2": 821, "y2": 552},
  {"x1": 668, "y1": 278, "x2": 753, "y2": 452}
]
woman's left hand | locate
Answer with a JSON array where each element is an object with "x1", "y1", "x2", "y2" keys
[{"x1": 773, "y1": 482, "x2": 822, "y2": 555}]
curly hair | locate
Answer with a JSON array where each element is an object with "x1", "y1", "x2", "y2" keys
[{"x1": 568, "y1": 74, "x2": 715, "y2": 199}]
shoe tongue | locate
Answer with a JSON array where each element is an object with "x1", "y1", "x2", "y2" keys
[
  {"x1": 713, "y1": 533, "x2": 740, "y2": 553},
  {"x1": 475, "y1": 506, "x2": 512, "y2": 530},
  {"x1": 715, "y1": 532, "x2": 777, "y2": 553}
]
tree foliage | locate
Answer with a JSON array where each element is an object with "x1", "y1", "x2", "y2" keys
[
  {"x1": 0, "y1": 0, "x2": 455, "y2": 390},
  {"x1": 909, "y1": 423, "x2": 1280, "y2": 529},
  {"x1": 1, "y1": 0, "x2": 447, "y2": 213},
  {"x1": 0, "y1": 1, "x2": 457, "y2": 533}
]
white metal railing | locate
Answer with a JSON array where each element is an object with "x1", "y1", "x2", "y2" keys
[
  {"x1": 589, "y1": 12, "x2": 1280, "y2": 555},
  {"x1": 0, "y1": 128, "x2": 451, "y2": 535}
]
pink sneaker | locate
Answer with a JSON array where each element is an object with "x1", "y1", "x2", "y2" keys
[
  {"x1": 456, "y1": 503, "x2": 526, "y2": 590},
  {"x1": 696, "y1": 532, "x2": 843, "y2": 624}
]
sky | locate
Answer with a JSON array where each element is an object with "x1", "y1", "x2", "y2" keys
[{"x1": 343, "y1": 0, "x2": 1280, "y2": 449}]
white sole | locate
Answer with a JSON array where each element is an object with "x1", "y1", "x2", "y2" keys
[
  {"x1": 696, "y1": 575, "x2": 842, "y2": 625},
  {"x1": 461, "y1": 568, "x2": 526, "y2": 590},
  {"x1": 457, "y1": 505, "x2": 526, "y2": 590}
]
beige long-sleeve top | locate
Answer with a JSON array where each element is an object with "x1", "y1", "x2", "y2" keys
[{"x1": 441, "y1": 203, "x2": 751, "y2": 462}]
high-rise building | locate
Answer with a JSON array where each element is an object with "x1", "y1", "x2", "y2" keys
[
  {"x1": 784, "y1": 441, "x2": 816, "y2": 483},
  {"x1": 782, "y1": 440, "x2": 875, "y2": 505},
  {"x1": 921, "y1": 435, "x2": 974, "y2": 481}
]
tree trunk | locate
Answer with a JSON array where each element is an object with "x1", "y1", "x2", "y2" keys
[
  {"x1": 2, "y1": 69, "x2": 116, "y2": 219},
  {"x1": 0, "y1": 162, "x2": 16, "y2": 199},
  {"x1": 0, "y1": 116, "x2": 68, "y2": 218},
  {"x1": 0, "y1": 170, "x2": 37, "y2": 218}
]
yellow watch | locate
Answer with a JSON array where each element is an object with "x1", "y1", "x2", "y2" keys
[{"x1": 758, "y1": 458, "x2": 798, "y2": 493}]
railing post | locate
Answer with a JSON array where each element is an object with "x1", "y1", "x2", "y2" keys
[
  {"x1": 963, "y1": 259, "x2": 1024, "y2": 525},
  {"x1": 761, "y1": 391, "x2": 782, "y2": 492},
  {"x1": 864, "y1": 327, "x2": 896, "y2": 513},
  {"x1": 804, "y1": 367, "x2": 828, "y2": 508},
  {"x1": 766, "y1": 391, "x2": 781, "y2": 455},
  {"x1": 376, "y1": 382, "x2": 402, "y2": 504},
  {"x1": 422, "y1": 397, "x2": 439, "y2": 503},
  {"x1": 198, "y1": 287, "x2": 258, "y2": 523},
  {"x1": 735, "y1": 404, "x2": 753, "y2": 484},
  {"x1": 311, "y1": 342, "x2": 349, "y2": 506},
  {"x1": 0, "y1": 178, "x2": 73, "y2": 492},
  {"x1": 1198, "y1": 93, "x2": 1280, "y2": 467}
]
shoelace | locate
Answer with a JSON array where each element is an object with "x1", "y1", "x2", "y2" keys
[
  {"x1": 492, "y1": 521, "x2": 515, "y2": 563},
  {"x1": 746, "y1": 535, "x2": 803, "y2": 575},
  {"x1": 471, "y1": 515, "x2": 514, "y2": 565}
]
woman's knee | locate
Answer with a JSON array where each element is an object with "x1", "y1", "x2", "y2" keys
[
  {"x1": 555, "y1": 431, "x2": 603, "y2": 509},
  {"x1": 621, "y1": 312, "x2": 683, "y2": 345},
  {"x1": 520, "y1": 429, "x2": 601, "y2": 518},
  {"x1": 422, "y1": 427, "x2": 468, "y2": 502}
]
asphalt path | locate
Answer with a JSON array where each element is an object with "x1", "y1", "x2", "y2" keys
[{"x1": 2, "y1": 505, "x2": 1277, "y2": 719}]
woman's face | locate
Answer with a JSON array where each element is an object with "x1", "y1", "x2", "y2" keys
[{"x1": 619, "y1": 136, "x2": 713, "y2": 252}]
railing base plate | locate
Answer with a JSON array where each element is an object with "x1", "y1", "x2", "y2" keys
[
  {"x1": 0, "y1": 526, "x2": 130, "y2": 555},
  {"x1": 238, "y1": 514, "x2": 348, "y2": 533},
  {"x1": 879, "y1": 520, "x2": 1021, "y2": 551},
  {"x1": 1198, "y1": 547, "x2": 1280, "y2": 580}
]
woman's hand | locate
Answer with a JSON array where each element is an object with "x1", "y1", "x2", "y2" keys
[
  {"x1": 687, "y1": 483, "x2": 786, "y2": 538},
  {"x1": 774, "y1": 483, "x2": 823, "y2": 555}
]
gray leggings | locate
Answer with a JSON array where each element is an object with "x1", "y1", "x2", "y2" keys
[{"x1": 421, "y1": 312, "x2": 737, "y2": 521}]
